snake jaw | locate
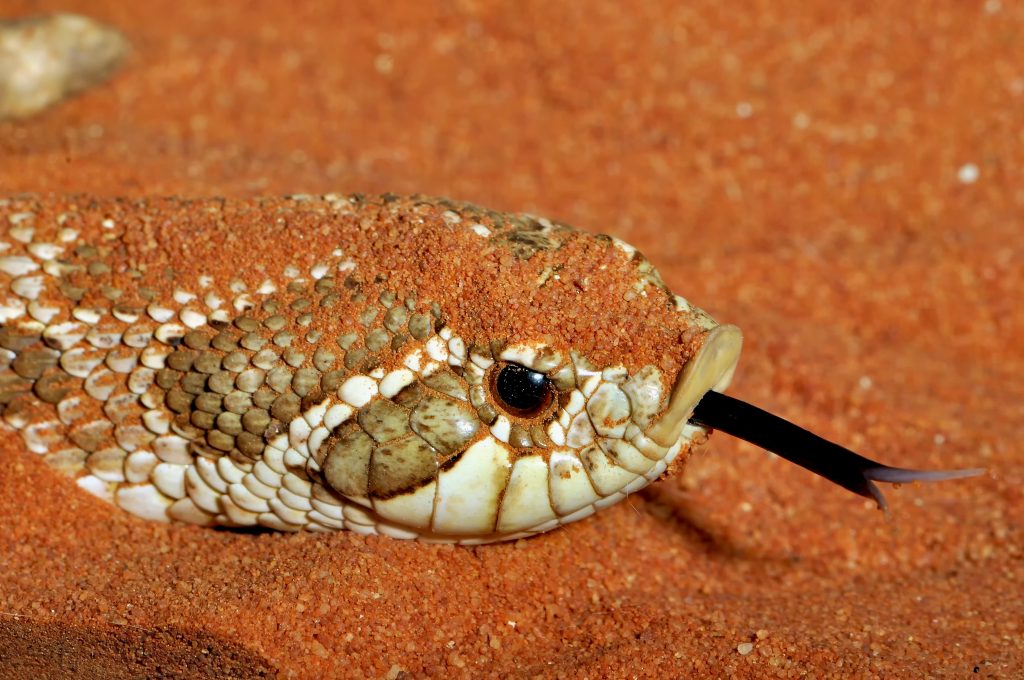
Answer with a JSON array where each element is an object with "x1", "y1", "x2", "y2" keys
[{"x1": 645, "y1": 324, "x2": 744, "y2": 448}]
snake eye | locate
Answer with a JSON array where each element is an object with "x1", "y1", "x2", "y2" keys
[{"x1": 492, "y1": 363, "x2": 553, "y2": 417}]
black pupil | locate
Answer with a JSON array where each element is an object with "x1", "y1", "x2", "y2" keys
[{"x1": 495, "y1": 364, "x2": 549, "y2": 413}]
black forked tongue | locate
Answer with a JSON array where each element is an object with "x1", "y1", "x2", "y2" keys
[{"x1": 688, "y1": 390, "x2": 985, "y2": 510}]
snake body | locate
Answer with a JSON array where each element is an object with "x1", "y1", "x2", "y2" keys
[{"x1": 0, "y1": 195, "x2": 741, "y2": 543}]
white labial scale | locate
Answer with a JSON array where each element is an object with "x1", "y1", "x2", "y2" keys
[
  {"x1": 565, "y1": 412, "x2": 596, "y2": 448},
  {"x1": 57, "y1": 397, "x2": 86, "y2": 425},
  {"x1": 372, "y1": 480, "x2": 437, "y2": 529},
  {"x1": 631, "y1": 431, "x2": 668, "y2": 461},
  {"x1": 496, "y1": 455, "x2": 557, "y2": 533},
  {"x1": 548, "y1": 449, "x2": 601, "y2": 516},
  {"x1": 112, "y1": 307, "x2": 139, "y2": 323},
  {"x1": 593, "y1": 491, "x2": 626, "y2": 510},
  {"x1": 580, "y1": 445, "x2": 638, "y2": 496},
  {"x1": 154, "y1": 322, "x2": 184, "y2": 343},
  {"x1": 431, "y1": 437, "x2": 511, "y2": 536},
  {"x1": 638, "y1": 439, "x2": 684, "y2": 483},
  {"x1": 587, "y1": 383, "x2": 631, "y2": 438},
  {"x1": 621, "y1": 474, "x2": 651, "y2": 495},
  {"x1": 26, "y1": 242, "x2": 63, "y2": 260},
  {"x1": 598, "y1": 438, "x2": 656, "y2": 475},
  {"x1": 556, "y1": 503, "x2": 596, "y2": 526},
  {"x1": 523, "y1": 518, "x2": 560, "y2": 535},
  {"x1": 419, "y1": 360, "x2": 441, "y2": 377},
  {"x1": 644, "y1": 458, "x2": 669, "y2": 481},
  {"x1": 116, "y1": 484, "x2": 173, "y2": 522},
  {"x1": 470, "y1": 352, "x2": 493, "y2": 370},
  {"x1": 679, "y1": 423, "x2": 704, "y2": 443}
]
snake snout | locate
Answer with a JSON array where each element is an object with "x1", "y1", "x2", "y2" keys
[{"x1": 644, "y1": 324, "x2": 744, "y2": 448}]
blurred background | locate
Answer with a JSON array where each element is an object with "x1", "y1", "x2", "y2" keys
[
  {"x1": 2, "y1": 2, "x2": 1020, "y2": 362},
  {"x1": 1, "y1": 2, "x2": 1021, "y2": 676}
]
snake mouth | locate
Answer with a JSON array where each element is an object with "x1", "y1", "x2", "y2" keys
[{"x1": 645, "y1": 324, "x2": 744, "y2": 448}]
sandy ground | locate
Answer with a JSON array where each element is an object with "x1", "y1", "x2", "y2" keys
[{"x1": 1, "y1": 2, "x2": 1022, "y2": 678}]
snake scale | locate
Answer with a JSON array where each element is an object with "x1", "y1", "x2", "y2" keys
[{"x1": 0, "y1": 194, "x2": 979, "y2": 543}]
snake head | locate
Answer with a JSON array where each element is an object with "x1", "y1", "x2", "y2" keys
[{"x1": 314, "y1": 207, "x2": 743, "y2": 542}]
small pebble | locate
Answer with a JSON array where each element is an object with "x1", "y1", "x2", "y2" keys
[
  {"x1": 957, "y1": 163, "x2": 980, "y2": 184},
  {"x1": 0, "y1": 13, "x2": 129, "y2": 119},
  {"x1": 737, "y1": 642, "x2": 755, "y2": 655}
]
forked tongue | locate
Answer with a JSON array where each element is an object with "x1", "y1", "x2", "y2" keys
[
  {"x1": 646, "y1": 323, "x2": 983, "y2": 508},
  {"x1": 688, "y1": 390, "x2": 985, "y2": 510}
]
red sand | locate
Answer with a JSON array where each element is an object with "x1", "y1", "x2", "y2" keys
[{"x1": 1, "y1": 2, "x2": 1021, "y2": 677}]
